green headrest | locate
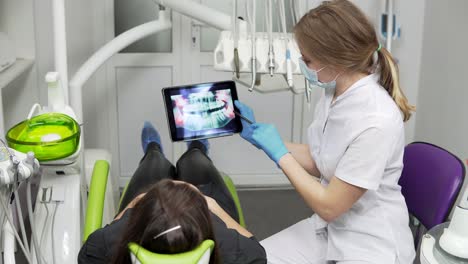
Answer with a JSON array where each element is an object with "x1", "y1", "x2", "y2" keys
[{"x1": 128, "y1": 239, "x2": 214, "y2": 264}]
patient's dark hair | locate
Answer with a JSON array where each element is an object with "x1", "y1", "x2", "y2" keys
[{"x1": 112, "y1": 179, "x2": 219, "y2": 264}]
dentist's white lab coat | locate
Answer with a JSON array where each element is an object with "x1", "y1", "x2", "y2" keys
[{"x1": 261, "y1": 74, "x2": 416, "y2": 264}]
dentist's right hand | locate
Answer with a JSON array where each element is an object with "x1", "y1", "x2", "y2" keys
[{"x1": 235, "y1": 101, "x2": 289, "y2": 164}]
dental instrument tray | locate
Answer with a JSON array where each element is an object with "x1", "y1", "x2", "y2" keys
[{"x1": 162, "y1": 80, "x2": 243, "y2": 142}]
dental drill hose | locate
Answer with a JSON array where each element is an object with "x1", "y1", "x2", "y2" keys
[
  {"x1": 232, "y1": 0, "x2": 240, "y2": 79},
  {"x1": 51, "y1": 202, "x2": 60, "y2": 264},
  {"x1": 267, "y1": 0, "x2": 275, "y2": 76},
  {"x1": 278, "y1": 0, "x2": 294, "y2": 88},
  {"x1": 28, "y1": 180, "x2": 43, "y2": 264},
  {"x1": 14, "y1": 189, "x2": 31, "y2": 256},
  {"x1": 0, "y1": 194, "x2": 33, "y2": 264}
]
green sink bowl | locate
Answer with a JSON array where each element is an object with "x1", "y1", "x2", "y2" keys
[{"x1": 6, "y1": 113, "x2": 80, "y2": 161}]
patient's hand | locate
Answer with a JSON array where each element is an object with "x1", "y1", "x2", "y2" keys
[
  {"x1": 204, "y1": 195, "x2": 223, "y2": 215},
  {"x1": 204, "y1": 195, "x2": 253, "y2": 238}
]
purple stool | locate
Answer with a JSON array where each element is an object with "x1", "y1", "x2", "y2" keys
[{"x1": 399, "y1": 142, "x2": 465, "y2": 247}]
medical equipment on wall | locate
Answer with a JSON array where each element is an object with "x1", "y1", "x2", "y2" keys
[
  {"x1": 0, "y1": 32, "x2": 16, "y2": 73},
  {"x1": 420, "y1": 186, "x2": 468, "y2": 263},
  {"x1": 379, "y1": 0, "x2": 401, "y2": 52},
  {"x1": 214, "y1": 0, "x2": 308, "y2": 96}
]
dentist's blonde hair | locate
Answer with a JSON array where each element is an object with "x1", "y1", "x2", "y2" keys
[{"x1": 294, "y1": 0, "x2": 415, "y2": 121}]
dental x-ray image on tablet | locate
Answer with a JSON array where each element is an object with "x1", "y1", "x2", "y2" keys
[{"x1": 162, "y1": 81, "x2": 243, "y2": 141}]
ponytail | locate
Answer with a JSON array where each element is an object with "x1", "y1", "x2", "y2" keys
[{"x1": 377, "y1": 48, "x2": 415, "y2": 122}]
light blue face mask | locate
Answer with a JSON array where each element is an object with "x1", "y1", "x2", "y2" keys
[{"x1": 298, "y1": 57, "x2": 339, "y2": 89}]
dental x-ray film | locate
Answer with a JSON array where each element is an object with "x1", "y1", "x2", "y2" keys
[{"x1": 162, "y1": 81, "x2": 243, "y2": 141}]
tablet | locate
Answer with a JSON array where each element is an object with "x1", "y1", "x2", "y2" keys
[{"x1": 162, "y1": 81, "x2": 243, "y2": 142}]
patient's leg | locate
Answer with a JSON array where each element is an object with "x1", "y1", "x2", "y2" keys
[
  {"x1": 176, "y1": 141, "x2": 239, "y2": 222},
  {"x1": 118, "y1": 142, "x2": 176, "y2": 213}
]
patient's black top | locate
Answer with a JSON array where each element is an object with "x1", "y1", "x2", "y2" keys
[{"x1": 78, "y1": 142, "x2": 266, "y2": 264}]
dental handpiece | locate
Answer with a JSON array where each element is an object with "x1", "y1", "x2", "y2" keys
[
  {"x1": 268, "y1": 46, "x2": 275, "y2": 76},
  {"x1": 286, "y1": 49, "x2": 294, "y2": 87}
]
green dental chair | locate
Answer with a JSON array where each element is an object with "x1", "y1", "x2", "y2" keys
[{"x1": 83, "y1": 161, "x2": 245, "y2": 264}]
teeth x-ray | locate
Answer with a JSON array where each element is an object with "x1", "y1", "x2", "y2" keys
[
  {"x1": 172, "y1": 90, "x2": 235, "y2": 131},
  {"x1": 163, "y1": 81, "x2": 242, "y2": 141}
]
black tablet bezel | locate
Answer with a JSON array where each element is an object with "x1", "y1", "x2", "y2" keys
[{"x1": 162, "y1": 80, "x2": 242, "y2": 142}]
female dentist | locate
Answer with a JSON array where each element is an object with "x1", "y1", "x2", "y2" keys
[{"x1": 235, "y1": 1, "x2": 416, "y2": 263}]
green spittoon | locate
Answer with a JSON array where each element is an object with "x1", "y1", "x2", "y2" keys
[{"x1": 6, "y1": 113, "x2": 80, "y2": 162}]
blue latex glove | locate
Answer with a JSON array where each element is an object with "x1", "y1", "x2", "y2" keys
[
  {"x1": 234, "y1": 101, "x2": 288, "y2": 163},
  {"x1": 234, "y1": 100, "x2": 260, "y2": 148},
  {"x1": 251, "y1": 123, "x2": 289, "y2": 164}
]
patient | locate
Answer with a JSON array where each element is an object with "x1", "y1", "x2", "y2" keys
[{"x1": 78, "y1": 122, "x2": 266, "y2": 264}]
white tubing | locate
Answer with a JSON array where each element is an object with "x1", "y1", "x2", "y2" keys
[
  {"x1": 69, "y1": 16, "x2": 172, "y2": 122},
  {"x1": 27, "y1": 104, "x2": 42, "y2": 120},
  {"x1": 252, "y1": 0, "x2": 256, "y2": 60},
  {"x1": 52, "y1": 0, "x2": 69, "y2": 104},
  {"x1": 3, "y1": 210, "x2": 15, "y2": 264},
  {"x1": 14, "y1": 190, "x2": 30, "y2": 257},
  {"x1": 231, "y1": 0, "x2": 237, "y2": 43},
  {"x1": 267, "y1": 0, "x2": 274, "y2": 76},
  {"x1": 385, "y1": 0, "x2": 393, "y2": 52},
  {"x1": 39, "y1": 203, "x2": 50, "y2": 258},
  {"x1": 233, "y1": 0, "x2": 257, "y2": 91},
  {"x1": 268, "y1": 0, "x2": 272, "y2": 42},
  {"x1": 278, "y1": 0, "x2": 294, "y2": 88},
  {"x1": 51, "y1": 203, "x2": 59, "y2": 264},
  {"x1": 27, "y1": 181, "x2": 43, "y2": 264},
  {"x1": 153, "y1": 0, "x2": 231, "y2": 30},
  {"x1": 0, "y1": 196, "x2": 32, "y2": 264}
]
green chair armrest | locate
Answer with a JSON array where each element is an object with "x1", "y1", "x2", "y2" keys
[
  {"x1": 128, "y1": 239, "x2": 214, "y2": 264},
  {"x1": 221, "y1": 173, "x2": 246, "y2": 228},
  {"x1": 83, "y1": 160, "x2": 110, "y2": 242}
]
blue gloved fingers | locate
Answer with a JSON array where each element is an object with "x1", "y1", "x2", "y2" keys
[
  {"x1": 234, "y1": 100, "x2": 256, "y2": 123},
  {"x1": 251, "y1": 123, "x2": 289, "y2": 164},
  {"x1": 240, "y1": 123, "x2": 261, "y2": 148},
  {"x1": 234, "y1": 100, "x2": 260, "y2": 146}
]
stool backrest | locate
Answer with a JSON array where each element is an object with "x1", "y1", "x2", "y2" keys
[{"x1": 399, "y1": 142, "x2": 465, "y2": 230}]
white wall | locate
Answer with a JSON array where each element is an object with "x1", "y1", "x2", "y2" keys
[
  {"x1": 415, "y1": 0, "x2": 468, "y2": 159},
  {"x1": 414, "y1": 0, "x2": 468, "y2": 205}
]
